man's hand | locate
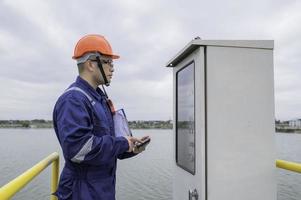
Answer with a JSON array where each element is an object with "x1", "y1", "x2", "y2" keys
[
  {"x1": 124, "y1": 136, "x2": 143, "y2": 152},
  {"x1": 133, "y1": 136, "x2": 150, "y2": 154}
]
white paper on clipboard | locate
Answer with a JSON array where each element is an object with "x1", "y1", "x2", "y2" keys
[{"x1": 113, "y1": 109, "x2": 133, "y2": 137}]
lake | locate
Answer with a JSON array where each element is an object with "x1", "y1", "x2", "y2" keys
[{"x1": 0, "y1": 129, "x2": 300, "y2": 200}]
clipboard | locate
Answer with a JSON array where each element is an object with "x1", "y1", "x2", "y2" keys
[
  {"x1": 113, "y1": 109, "x2": 133, "y2": 137},
  {"x1": 114, "y1": 108, "x2": 150, "y2": 151}
]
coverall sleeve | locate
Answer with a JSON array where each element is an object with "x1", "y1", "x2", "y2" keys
[
  {"x1": 55, "y1": 96, "x2": 129, "y2": 165},
  {"x1": 117, "y1": 152, "x2": 138, "y2": 160}
]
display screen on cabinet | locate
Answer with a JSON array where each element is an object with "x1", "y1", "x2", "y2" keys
[{"x1": 176, "y1": 61, "x2": 195, "y2": 174}]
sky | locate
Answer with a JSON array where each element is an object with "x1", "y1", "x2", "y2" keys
[{"x1": 0, "y1": 0, "x2": 300, "y2": 121}]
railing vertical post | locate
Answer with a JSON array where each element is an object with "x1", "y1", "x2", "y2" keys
[{"x1": 50, "y1": 157, "x2": 59, "y2": 200}]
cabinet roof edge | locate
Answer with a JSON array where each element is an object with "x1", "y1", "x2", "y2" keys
[{"x1": 165, "y1": 39, "x2": 274, "y2": 67}]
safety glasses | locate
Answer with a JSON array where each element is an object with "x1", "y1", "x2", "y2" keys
[
  {"x1": 90, "y1": 59, "x2": 113, "y2": 67},
  {"x1": 101, "y1": 59, "x2": 113, "y2": 66}
]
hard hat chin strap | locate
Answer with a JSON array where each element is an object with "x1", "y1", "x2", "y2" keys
[
  {"x1": 94, "y1": 56, "x2": 115, "y2": 114},
  {"x1": 96, "y1": 56, "x2": 110, "y2": 86}
]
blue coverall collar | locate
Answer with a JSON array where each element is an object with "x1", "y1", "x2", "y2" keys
[{"x1": 75, "y1": 76, "x2": 103, "y2": 101}]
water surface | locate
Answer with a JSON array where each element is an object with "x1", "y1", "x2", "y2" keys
[{"x1": 0, "y1": 129, "x2": 300, "y2": 199}]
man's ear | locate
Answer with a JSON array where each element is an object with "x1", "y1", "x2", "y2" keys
[{"x1": 86, "y1": 60, "x2": 95, "y2": 72}]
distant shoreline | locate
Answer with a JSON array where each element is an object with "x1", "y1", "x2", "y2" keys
[
  {"x1": 0, "y1": 120, "x2": 173, "y2": 129},
  {"x1": 276, "y1": 128, "x2": 301, "y2": 134},
  {"x1": 1, "y1": 120, "x2": 301, "y2": 133}
]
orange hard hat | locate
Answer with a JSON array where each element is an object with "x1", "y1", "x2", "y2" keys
[{"x1": 72, "y1": 34, "x2": 120, "y2": 60}]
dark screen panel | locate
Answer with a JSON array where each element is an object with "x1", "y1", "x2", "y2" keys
[{"x1": 176, "y1": 61, "x2": 195, "y2": 174}]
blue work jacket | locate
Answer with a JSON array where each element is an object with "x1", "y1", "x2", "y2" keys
[{"x1": 53, "y1": 76, "x2": 136, "y2": 200}]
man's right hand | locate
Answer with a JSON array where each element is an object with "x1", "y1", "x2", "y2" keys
[{"x1": 124, "y1": 136, "x2": 143, "y2": 152}]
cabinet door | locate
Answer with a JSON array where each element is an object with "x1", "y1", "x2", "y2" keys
[{"x1": 173, "y1": 47, "x2": 206, "y2": 200}]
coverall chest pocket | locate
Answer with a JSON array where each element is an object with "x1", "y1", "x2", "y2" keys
[{"x1": 92, "y1": 101, "x2": 112, "y2": 136}]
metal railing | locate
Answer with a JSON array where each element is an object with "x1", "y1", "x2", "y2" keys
[
  {"x1": 276, "y1": 159, "x2": 301, "y2": 173},
  {"x1": 0, "y1": 152, "x2": 59, "y2": 200},
  {"x1": 0, "y1": 152, "x2": 299, "y2": 199}
]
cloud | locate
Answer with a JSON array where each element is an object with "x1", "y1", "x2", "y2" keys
[
  {"x1": 0, "y1": 0, "x2": 300, "y2": 120},
  {"x1": 0, "y1": 77, "x2": 64, "y2": 119}
]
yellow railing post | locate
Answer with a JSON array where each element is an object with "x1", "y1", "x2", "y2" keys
[
  {"x1": 51, "y1": 156, "x2": 59, "y2": 200},
  {"x1": 0, "y1": 152, "x2": 59, "y2": 200},
  {"x1": 276, "y1": 159, "x2": 301, "y2": 173}
]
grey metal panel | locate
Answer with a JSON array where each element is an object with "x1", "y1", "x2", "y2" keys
[
  {"x1": 165, "y1": 40, "x2": 274, "y2": 68},
  {"x1": 170, "y1": 40, "x2": 276, "y2": 200},
  {"x1": 206, "y1": 46, "x2": 276, "y2": 200}
]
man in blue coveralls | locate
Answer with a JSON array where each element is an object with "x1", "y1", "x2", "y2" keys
[{"x1": 53, "y1": 34, "x2": 149, "y2": 200}]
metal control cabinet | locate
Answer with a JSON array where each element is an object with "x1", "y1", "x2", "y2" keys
[{"x1": 166, "y1": 40, "x2": 276, "y2": 200}]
